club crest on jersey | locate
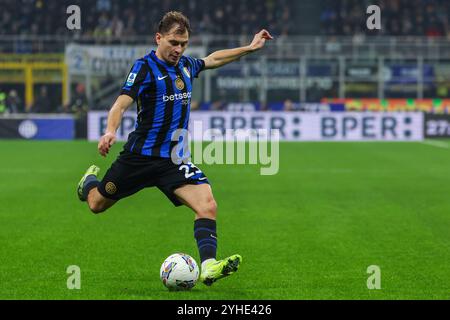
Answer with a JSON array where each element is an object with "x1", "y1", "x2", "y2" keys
[
  {"x1": 126, "y1": 72, "x2": 137, "y2": 86},
  {"x1": 175, "y1": 77, "x2": 185, "y2": 90},
  {"x1": 105, "y1": 182, "x2": 117, "y2": 195},
  {"x1": 182, "y1": 67, "x2": 191, "y2": 79}
]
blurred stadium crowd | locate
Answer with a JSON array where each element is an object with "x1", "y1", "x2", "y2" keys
[
  {"x1": 0, "y1": 0, "x2": 294, "y2": 37},
  {"x1": 321, "y1": 0, "x2": 450, "y2": 37},
  {"x1": 1, "y1": 0, "x2": 450, "y2": 115},
  {"x1": 1, "y1": 0, "x2": 449, "y2": 38},
  {"x1": 0, "y1": 84, "x2": 88, "y2": 115}
]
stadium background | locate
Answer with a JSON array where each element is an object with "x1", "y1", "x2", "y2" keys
[{"x1": 0, "y1": 0, "x2": 449, "y2": 300}]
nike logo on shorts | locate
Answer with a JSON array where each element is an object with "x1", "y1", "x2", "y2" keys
[{"x1": 158, "y1": 75, "x2": 168, "y2": 80}]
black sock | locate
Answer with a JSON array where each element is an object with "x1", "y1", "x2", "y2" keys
[
  {"x1": 194, "y1": 218, "x2": 217, "y2": 263},
  {"x1": 82, "y1": 175, "x2": 99, "y2": 200}
]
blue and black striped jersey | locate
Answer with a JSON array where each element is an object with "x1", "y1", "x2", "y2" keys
[{"x1": 120, "y1": 50, "x2": 205, "y2": 158}]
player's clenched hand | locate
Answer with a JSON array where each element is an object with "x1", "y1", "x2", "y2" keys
[
  {"x1": 248, "y1": 29, "x2": 273, "y2": 52},
  {"x1": 98, "y1": 132, "x2": 116, "y2": 157}
]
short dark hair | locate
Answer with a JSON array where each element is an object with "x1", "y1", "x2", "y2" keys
[{"x1": 158, "y1": 11, "x2": 191, "y2": 36}]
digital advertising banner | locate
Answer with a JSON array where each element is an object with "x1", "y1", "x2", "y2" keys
[
  {"x1": 88, "y1": 111, "x2": 424, "y2": 142},
  {"x1": 322, "y1": 98, "x2": 450, "y2": 113},
  {"x1": 65, "y1": 44, "x2": 206, "y2": 77},
  {"x1": 424, "y1": 114, "x2": 450, "y2": 138},
  {"x1": 0, "y1": 117, "x2": 75, "y2": 140}
]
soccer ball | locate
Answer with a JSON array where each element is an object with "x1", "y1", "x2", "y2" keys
[{"x1": 160, "y1": 253, "x2": 199, "y2": 291}]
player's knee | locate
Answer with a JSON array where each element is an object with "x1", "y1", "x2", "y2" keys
[
  {"x1": 88, "y1": 201, "x2": 107, "y2": 214},
  {"x1": 196, "y1": 198, "x2": 217, "y2": 219}
]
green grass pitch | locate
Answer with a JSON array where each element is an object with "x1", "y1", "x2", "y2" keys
[{"x1": 0, "y1": 140, "x2": 449, "y2": 300}]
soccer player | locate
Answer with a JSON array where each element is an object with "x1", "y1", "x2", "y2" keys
[{"x1": 77, "y1": 11, "x2": 273, "y2": 286}]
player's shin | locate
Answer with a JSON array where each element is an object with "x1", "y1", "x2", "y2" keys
[
  {"x1": 82, "y1": 176, "x2": 99, "y2": 200},
  {"x1": 77, "y1": 165, "x2": 101, "y2": 202},
  {"x1": 193, "y1": 218, "x2": 217, "y2": 267}
]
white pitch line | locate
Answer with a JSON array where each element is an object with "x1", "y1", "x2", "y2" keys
[{"x1": 420, "y1": 140, "x2": 450, "y2": 149}]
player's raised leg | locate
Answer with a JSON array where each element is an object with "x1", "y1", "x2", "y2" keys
[
  {"x1": 77, "y1": 165, "x2": 116, "y2": 214},
  {"x1": 174, "y1": 183, "x2": 242, "y2": 286}
]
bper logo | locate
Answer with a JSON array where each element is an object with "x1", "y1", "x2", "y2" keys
[{"x1": 320, "y1": 116, "x2": 404, "y2": 139}]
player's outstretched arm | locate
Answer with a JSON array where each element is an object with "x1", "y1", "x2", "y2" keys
[
  {"x1": 98, "y1": 94, "x2": 133, "y2": 157},
  {"x1": 203, "y1": 29, "x2": 273, "y2": 70}
]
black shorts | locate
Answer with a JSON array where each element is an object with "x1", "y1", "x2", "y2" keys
[{"x1": 98, "y1": 150, "x2": 210, "y2": 206}]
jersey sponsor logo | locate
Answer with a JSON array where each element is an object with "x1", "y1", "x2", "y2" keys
[
  {"x1": 163, "y1": 92, "x2": 192, "y2": 102},
  {"x1": 105, "y1": 182, "x2": 117, "y2": 195},
  {"x1": 158, "y1": 75, "x2": 168, "y2": 81},
  {"x1": 182, "y1": 67, "x2": 191, "y2": 79},
  {"x1": 175, "y1": 77, "x2": 185, "y2": 90},
  {"x1": 126, "y1": 72, "x2": 137, "y2": 86}
]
